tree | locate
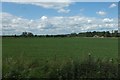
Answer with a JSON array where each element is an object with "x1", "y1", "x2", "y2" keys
[
  {"x1": 86, "y1": 32, "x2": 93, "y2": 37},
  {"x1": 70, "y1": 33, "x2": 77, "y2": 37},
  {"x1": 105, "y1": 31, "x2": 111, "y2": 37},
  {"x1": 35, "y1": 35, "x2": 37, "y2": 37},
  {"x1": 114, "y1": 30, "x2": 119, "y2": 37},
  {"x1": 21, "y1": 32, "x2": 27, "y2": 37},
  {"x1": 93, "y1": 31, "x2": 97, "y2": 36},
  {"x1": 21, "y1": 32, "x2": 34, "y2": 37},
  {"x1": 28, "y1": 32, "x2": 34, "y2": 37},
  {"x1": 14, "y1": 34, "x2": 17, "y2": 37}
]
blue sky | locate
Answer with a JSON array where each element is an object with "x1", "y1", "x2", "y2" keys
[
  {"x1": 1, "y1": 2, "x2": 118, "y2": 35},
  {"x1": 2, "y1": 2, "x2": 118, "y2": 19}
]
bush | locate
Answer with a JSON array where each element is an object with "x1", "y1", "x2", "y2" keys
[{"x1": 2, "y1": 54, "x2": 118, "y2": 79}]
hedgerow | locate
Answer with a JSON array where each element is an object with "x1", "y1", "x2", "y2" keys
[{"x1": 2, "y1": 54, "x2": 119, "y2": 79}]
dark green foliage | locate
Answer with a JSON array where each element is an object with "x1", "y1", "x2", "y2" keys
[
  {"x1": 2, "y1": 30, "x2": 120, "y2": 37},
  {"x1": 2, "y1": 54, "x2": 118, "y2": 79},
  {"x1": 21, "y1": 32, "x2": 34, "y2": 37}
]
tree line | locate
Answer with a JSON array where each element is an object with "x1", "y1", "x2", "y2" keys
[{"x1": 2, "y1": 30, "x2": 120, "y2": 37}]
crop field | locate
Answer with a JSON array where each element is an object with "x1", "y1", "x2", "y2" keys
[
  {"x1": 0, "y1": 37, "x2": 2, "y2": 79},
  {"x1": 2, "y1": 37, "x2": 118, "y2": 60},
  {"x1": 2, "y1": 37, "x2": 119, "y2": 78}
]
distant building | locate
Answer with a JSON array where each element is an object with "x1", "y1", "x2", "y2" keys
[
  {"x1": 93, "y1": 35, "x2": 99, "y2": 38},
  {"x1": 100, "y1": 36, "x2": 104, "y2": 38}
]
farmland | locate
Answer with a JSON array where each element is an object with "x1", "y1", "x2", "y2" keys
[
  {"x1": 2, "y1": 37, "x2": 118, "y2": 78},
  {"x1": 2, "y1": 37, "x2": 118, "y2": 60},
  {"x1": 0, "y1": 37, "x2": 2, "y2": 79}
]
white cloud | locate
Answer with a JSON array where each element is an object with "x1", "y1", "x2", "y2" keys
[
  {"x1": 1, "y1": 12, "x2": 33, "y2": 35},
  {"x1": 1, "y1": 12, "x2": 118, "y2": 35},
  {"x1": 96, "y1": 11, "x2": 107, "y2": 16},
  {"x1": 103, "y1": 18, "x2": 113, "y2": 23},
  {"x1": 87, "y1": 20, "x2": 92, "y2": 24},
  {"x1": 30, "y1": 2, "x2": 71, "y2": 9},
  {"x1": 15, "y1": 2, "x2": 72, "y2": 14},
  {"x1": 58, "y1": 8, "x2": 70, "y2": 13},
  {"x1": 109, "y1": 3, "x2": 117, "y2": 8},
  {"x1": 41, "y1": 16, "x2": 47, "y2": 20}
]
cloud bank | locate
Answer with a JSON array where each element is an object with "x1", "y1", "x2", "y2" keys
[{"x1": 1, "y1": 12, "x2": 118, "y2": 35}]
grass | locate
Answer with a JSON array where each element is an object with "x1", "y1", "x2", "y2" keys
[
  {"x1": 2, "y1": 37, "x2": 118, "y2": 79},
  {"x1": 2, "y1": 37, "x2": 118, "y2": 60},
  {"x1": 2, "y1": 54, "x2": 118, "y2": 79},
  {"x1": 0, "y1": 37, "x2": 2, "y2": 79}
]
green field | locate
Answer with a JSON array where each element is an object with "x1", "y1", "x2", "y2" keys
[
  {"x1": 0, "y1": 37, "x2": 2, "y2": 78},
  {"x1": 2, "y1": 37, "x2": 119, "y2": 78},
  {"x1": 3, "y1": 37, "x2": 118, "y2": 60}
]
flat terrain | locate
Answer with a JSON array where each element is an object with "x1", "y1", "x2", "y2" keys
[
  {"x1": 0, "y1": 37, "x2": 2, "y2": 78},
  {"x1": 2, "y1": 37, "x2": 118, "y2": 61}
]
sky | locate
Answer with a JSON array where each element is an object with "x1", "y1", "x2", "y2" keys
[{"x1": 1, "y1": 2, "x2": 118, "y2": 35}]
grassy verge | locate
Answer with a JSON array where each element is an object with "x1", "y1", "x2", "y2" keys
[{"x1": 2, "y1": 54, "x2": 119, "y2": 79}]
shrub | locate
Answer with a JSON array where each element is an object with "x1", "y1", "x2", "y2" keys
[{"x1": 2, "y1": 54, "x2": 118, "y2": 79}]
